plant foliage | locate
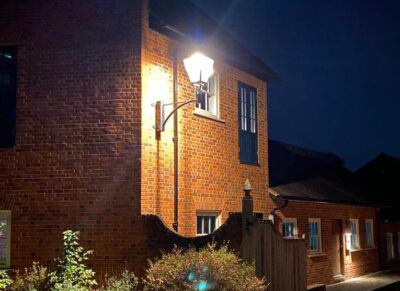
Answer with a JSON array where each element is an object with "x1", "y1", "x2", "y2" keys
[
  {"x1": 0, "y1": 269, "x2": 12, "y2": 290},
  {"x1": 99, "y1": 270, "x2": 139, "y2": 291},
  {"x1": 49, "y1": 230, "x2": 97, "y2": 291},
  {"x1": 9, "y1": 262, "x2": 50, "y2": 291},
  {"x1": 143, "y1": 243, "x2": 267, "y2": 291}
]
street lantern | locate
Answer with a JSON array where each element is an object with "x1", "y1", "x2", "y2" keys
[
  {"x1": 155, "y1": 52, "x2": 214, "y2": 133},
  {"x1": 183, "y1": 52, "x2": 214, "y2": 91}
]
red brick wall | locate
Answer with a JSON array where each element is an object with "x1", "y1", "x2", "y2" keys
[
  {"x1": 379, "y1": 221, "x2": 400, "y2": 270},
  {"x1": 275, "y1": 201, "x2": 379, "y2": 286},
  {"x1": 0, "y1": 0, "x2": 146, "y2": 275},
  {"x1": 140, "y1": 3, "x2": 272, "y2": 236},
  {"x1": 0, "y1": 0, "x2": 271, "y2": 276}
]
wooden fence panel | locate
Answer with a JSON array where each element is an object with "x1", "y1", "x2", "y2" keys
[{"x1": 251, "y1": 222, "x2": 306, "y2": 291}]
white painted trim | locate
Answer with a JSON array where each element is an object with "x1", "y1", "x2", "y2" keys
[
  {"x1": 349, "y1": 218, "x2": 360, "y2": 250},
  {"x1": 282, "y1": 218, "x2": 298, "y2": 238},
  {"x1": 196, "y1": 211, "x2": 221, "y2": 236},
  {"x1": 365, "y1": 219, "x2": 374, "y2": 248},
  {"x1": 387, "y1": 232, "x2": 394, "y2": 260},
  {"x1": 308, "y1": 218, "x2": 322, "y2": 253}
]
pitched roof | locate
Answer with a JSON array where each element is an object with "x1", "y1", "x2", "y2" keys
[
  {"x1": 356, "y1": 153, "x2": 400, "y2": 220},
  {"x1": 268, "y1": 139, "x2": 374, "y2": 206},
  {"x1": 148, "y1": 0, "x2": 278, "y2": 81}
]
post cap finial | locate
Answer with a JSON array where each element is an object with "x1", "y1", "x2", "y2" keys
[{"x1": 243, "y1": 179, "x2": 252, "y2": 191}]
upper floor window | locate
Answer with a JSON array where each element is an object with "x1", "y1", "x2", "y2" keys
[
  {"x1": 365, "y1": 219, "x2": 374, "y2": 248},
  {"x1": 0, "y1": 211, "x2": 11, "y2": 268},
  {"x1": 196, "y1": 212, "x2": 220, "y2": 236},
  {"x1": 238, "y1": 82, "x2": 258, "y2": 164},
  {"x1": 282, "y1": 218, "x2": 297, "y2": 238},
  {"x1": 0, "y1": 46, "x2": 17, "y2": 148},
  {"x1": 349, "y1": 219, "x2": 360, "y2": 250},
  {"x1": 196, "y1": 73, "x2": 219, "y2": 117},
  {"x1": 308, "y1": 218, "x2": 321, "y2": 253}
]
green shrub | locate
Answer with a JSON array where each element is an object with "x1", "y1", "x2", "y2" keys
[
  {"x1": 0, "y1": 269, "x2": 12, "y2": 290},
  {"x1": 143, "y1": 243, "x2": 267, "y2": 291},
  {"x1": 100, "y1": 270, "x2": 139, "y2": 291},
  {"x1": 49, "y1": 230, "x2": 97, "y2": 291},
  {"x1": 9, "y1": 262, "x2": 51, "y2": 291}
]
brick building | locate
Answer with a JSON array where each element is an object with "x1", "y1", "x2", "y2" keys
[
  {"x1": 0, "y1": 0, "x2": 276, "y2": 275},
  {"x1": 356, "y1": 153, "x2": 400, "y2": 270},
  {"x1": 268, "y1": 140, "x2": 380, "y2": 286}
]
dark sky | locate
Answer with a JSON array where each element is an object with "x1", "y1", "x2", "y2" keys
[{"x1": 192, "y1": 0, "x2": 400, "y2": 170}]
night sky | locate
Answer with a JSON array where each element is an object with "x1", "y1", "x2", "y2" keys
[{"x1": 192, "y1": 0, "x2": 400, "y2": 170}]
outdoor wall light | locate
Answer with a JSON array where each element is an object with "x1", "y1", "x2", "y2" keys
[
  {"x1": 155, "y1": 52, "x2": 214, "y2": 133},
  {"x1": 183, "y1": 52, "x2": 214, "y2": 93}
]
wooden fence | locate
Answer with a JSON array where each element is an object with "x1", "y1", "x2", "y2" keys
[
  {"x1": 254, "y1": 222, "x2": 306, "y2": 291},
  {"x1": 242, "y1": 195, "x2": 307, "y2": 291}
]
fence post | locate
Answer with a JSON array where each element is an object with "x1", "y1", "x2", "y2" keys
[{"x1": 242, "y1": 179, "x2": 255, "y2": 264}]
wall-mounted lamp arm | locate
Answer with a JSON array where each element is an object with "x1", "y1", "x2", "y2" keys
[{"x1": 155, "y1": 98, "x2": 197, "y2": 133}]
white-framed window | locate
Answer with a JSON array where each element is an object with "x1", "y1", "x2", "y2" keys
[
  {"x1": 308, "y1": 218, "x2": 322, "y2": 253},
  {"x1": 365, "y1": 219, "x2": 374, "y2": 248},
  {"x1": 397, "y1": 232, "x2": 400, "y2": 258},
  {"x1": 349, "y1": 219, "x2": 360, "y2": 250},
  {"x1": 196, "y1": 73, "x2": 219, "y2": 117},
  {"x1": 0, "y1": 211, "x2": 11, "y2": 268},
  {"x1": 196, "y1": 212, "x2": 220, "y2": 236},
  {"x1": 387, "y1": 232, "x2": 394, "y2": 260},
  {"x1": 282, "y1": 218, "x2": 297, "y2": 238}
]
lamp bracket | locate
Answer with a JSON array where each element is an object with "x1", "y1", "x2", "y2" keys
[{"x1": 155, "y1": 98, "x2": 197, "y2": 133}]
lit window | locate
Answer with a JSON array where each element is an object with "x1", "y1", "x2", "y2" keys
[
  {"x1": 196, "y1": 213, "x2": 220, "y2": 236},
  {"x1": 365, "y1": 219, "x2": 374, "y2": 248},
  {"x1": 0, "y1": 211, "x2": 11, "y2": 268},
  {"x1": 308, "y1": 218, "x2": 322, "y2": 253},
  {"x1": 387, "y1": 232, "x2": 394, "y2": 260},
  {"x1": 196, "y1": 73, "x2": 219, "y2": 116},
  {"x1": 349, "y1": 219, "x2": 360, "y2": 250},
  {"x1": 0, "y1": 47, "x2": 17, "y2": 148},
  {"x1": 282, "y1": 218, "x2": 297, "y2": 238}
]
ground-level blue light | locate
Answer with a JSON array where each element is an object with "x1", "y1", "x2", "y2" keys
[{"x1": 197, "y1": 281, "x2": 208, "y2": 291}]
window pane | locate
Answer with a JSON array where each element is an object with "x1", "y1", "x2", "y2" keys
[
  {"x1": 0, "y1": 216, "x2": 8, "y2": 262},
  {"x1": 197, "y1": 92, "x2": 206, "y2": 110},
  {"x1": 197, "y1": 216, "x2": 203, "y2": 234},
  {"x1": 210, "y1": 217, "x2": 216, "y2": 232},
  {"x1": 204, "y1": 217, "x2": 209, "y2": 234}
]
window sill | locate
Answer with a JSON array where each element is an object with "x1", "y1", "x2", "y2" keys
[
  {"x1": 240, "y1": 161, "x2": 261, "y2": 167},
  {"x1": 308, "y1": 252, "x2": 325, "y2": 258},
  {"x1": 193, "y1": 108, "x2": 225, "y2": 124},
  {"x1": 350, "y1": 248, "x2": 363, "y2": 252}
]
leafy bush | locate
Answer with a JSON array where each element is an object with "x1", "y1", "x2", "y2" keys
[
  {"x1": 9, "y1": 262, "x2": 51, "y2": 291},
  {"x1": 0, "y1": 270, "x2": 12, "y2": 290},
  {"x1": 49, "y1": 230, "x2": 97, "y2": 291},
  {"x1": 143, "y1": 243, "x2": 267, "y2": 291},
  {"x1": 100, "y1": 270, "x2": 139, "y2": 291}
]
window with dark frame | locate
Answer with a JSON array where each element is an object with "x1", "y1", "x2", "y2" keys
[
  {"x1": 238, "y1": 82, "x2": 258, "y2": 164},
  {"x1": 0, "y1": 46, "x2": 17, "y2": 148}
]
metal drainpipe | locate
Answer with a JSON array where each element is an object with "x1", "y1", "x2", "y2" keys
[
  {"x1": 269, "y1": 192, "x2": 289, "y2": 223},
  {"x1": 172, "y1": 48, "x2": 179, "y2": 232}
]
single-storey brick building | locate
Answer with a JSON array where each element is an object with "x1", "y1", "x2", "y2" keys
[{"x1": 268, "y1": 139, "x2": 380, "y2": 286}]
